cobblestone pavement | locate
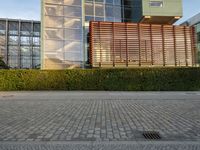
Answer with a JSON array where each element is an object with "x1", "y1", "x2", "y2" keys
[
  {"x1": 0, "y1": 141, "x2": 200, "y2": 150},
  {"x1": 0, "y1": 92, "x2": 200, "y2": 149}
]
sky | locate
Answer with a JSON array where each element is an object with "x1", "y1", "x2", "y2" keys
[{"x1": 0, "y1": 0, "x2": 199, "y2": 24}]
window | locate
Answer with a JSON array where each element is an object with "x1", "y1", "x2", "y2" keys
[
  {"x1": 85, "y1": 3, "x2": 94, "y2": 16},
  {"x1": 0, "y1": 21, "x2": 6, "y2": 35},
  {"x1": 149, "y1": 1, "x2": 163, "y2": 7},
  {"x1": 9, "y1": 36, "x2": 18, "y2": 45},
  {"x1": 21, "y1": 36, "x2": 31, "y2": 45},
  {"x1": 95, "y1": 4, "x2": 104, "y2": 16},
  {"x1": 106, "y1": 5, "x2": 114, "y2": 17},
  {"x1": 33, "y1": 37, "x2": 40, "y2": 46},
  {"x1": 197, "y1": 32, "x2": 200, "y2": 43}
]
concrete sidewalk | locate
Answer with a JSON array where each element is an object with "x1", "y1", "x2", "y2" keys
[
  {"x1": 0, "y1": 141, "x2": 200, "y2": 150},
  {"x1": 0, "y1": 92, "x2": 200, "y2": 149}
]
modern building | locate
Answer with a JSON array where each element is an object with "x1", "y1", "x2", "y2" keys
[
  {"x1": 42, "y1": 0, "x2": 183, "y2": 69},
  {"x1": 181, "y1": 13, "x2": 200, "y2": 63},
  {"x1": 0, "y1": 18, "x2": 40, "y2": 69}
]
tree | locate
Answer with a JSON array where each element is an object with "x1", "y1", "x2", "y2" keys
[{"x1": 0, "y1": 57, "x2": 9, "y2": 69}]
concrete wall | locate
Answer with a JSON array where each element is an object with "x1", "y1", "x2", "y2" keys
[{"x1": 142, "y1": 0, "x2": 182, "y2": 17}]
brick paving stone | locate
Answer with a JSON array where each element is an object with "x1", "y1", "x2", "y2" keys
[
  {"x1": 0, "y1": 142, "x2": 200, "y2": 150},
  {"x1": 0, "y1": 92, "x2": 200, "y2": 143}
]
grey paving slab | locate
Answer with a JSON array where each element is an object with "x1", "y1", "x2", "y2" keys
[
  {"x1": 0, "y1": 142, "x2": 200, "y2": 150},
  {"x1": 0, "y1": 91, "x2": 200, "y2": 143}
]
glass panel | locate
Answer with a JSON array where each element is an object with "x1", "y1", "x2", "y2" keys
[
  {"x1": 33, "y1": 57, "x2": 40, "y2": 68},
  {"x1": 45, "y1": 5, "x2": 63, "y2": 16},
  {"x1": 33, "y1": 23, "x2": 40, "y2": 36},
  {"x1": 105, "y1": 5, "x2": 113, "y2": 17},
  {"x1": 43, "y1": 0, "x2": 83, "y2": 69},
  {"x1": 45, "y1": 16, "x2": 64, "y2": 28},
  {"x1": 64, "y1": 29, "x2": 81, "y2": 40},
  {"x1": 64, "y1": 6, "x2": 81, "y2": 17},
  {"x1": 114, "y1": 0, "x2": 121, "y2": 5},
  {"x1": 95, "y1": 17, "x2": 104, "y2": 21},
  {"x1": 114, "y1": 6, "x2": 121, "y2": 19},
  {"x1": 21, "y1": 56, "x2": 31, "y2": 68},
  {"x1": 197, "y1": 32, "x2": 200, "y2": 43},
  {"x1": 64, "y1": 18, "x2": 81, "y2": 29},
  {"x1": 21, "y1": 22, "x2": 31, "y2": 35},
  {"x1": 95, "y1": 0, "x2": 103, "y2": 3},
  {"x1": 64, "y1": 41, "x2": 82, "y2": 61},
  {"x1": 85, "y1": 16, "x2": 95, "y2": 22},
  {"x1": 21, "y1": 36, "x2": 31, "y2": 45},
  {"x1": 8, "y1": 22, "x2": 18, "y2": 35},
  {"x1": 33, "y1": 47, "x2": 40, "y2": 56},
  {"x1": 21, "y1": 46, "x2": 31, "y2": 56},
  {"x1": 45, "y1": 40, "x2": 63, "y2": 54},
  {"x1": 8, "y1": 55, "x2": 18, "y2": 68},
  {"x1": 45, "y1": 0, "x2": 63, "y2": 4},
  {"x1": 123, "y1": 0, "x2": 132, "y2": 6},
  {"x1": 8, "y1": 46, "x2": 18, "y2": 55},
  {"x1": 85, "y1": 3, "x2": 94, "y2": 16},
  {"x1": 106, "y1": 0, "x2": 113, "y2": 4},
  {"x1": 33, "y1": 37, "x2": 40, "y2": 46},
  {"x1": 0, "y1": 21, "x2": 6, "y2": 35},
  {"x1": 95, "y1": 4, "x2": 104, "y2": 16},
  {"x1": 45, "y1": 28, "x2": 64, "y2": 40},
  {"x1": 9, "y1": 36, "x2": 18, "y2": 45},
  {"x1": 64, "y1": 0, "x2": 81, "y2": 6}
]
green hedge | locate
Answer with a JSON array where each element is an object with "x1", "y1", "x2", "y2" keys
[{"x1": 0, "y1": 68, "x2": 200, "y2": 91}]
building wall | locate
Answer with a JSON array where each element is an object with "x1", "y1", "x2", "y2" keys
[
  {"x1": 181, "y1": 13, "x2": 200, "y2": 64},
  {"x1": 142, "y1": 0, "x2": 182, "y2": 17},
  {"x1": 90, "y1": 22, "x2": 196, "y2": 68},
  {"x1": 42, "y1": 0, "x2": 183, "y2": 69},
  {"x1": 0, "y1": 19, "x2": 40, "y2": 69},
  {"x1": 42, "y1": 0, "x2": 83, "y2": 69},
  {"x1": 131, "y1": 0, "x2": 143, "y2": 22},
  {"x1": 195, "y1": 23, "x2": 200, "y2": 63},
  {"x1": 42, "y1": 0, "x2": 143, "y2": 69}
]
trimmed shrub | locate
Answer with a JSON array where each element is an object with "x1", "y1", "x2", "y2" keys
[{"x1": 0, "y1": 68, "x2": 200, "y2": 91}]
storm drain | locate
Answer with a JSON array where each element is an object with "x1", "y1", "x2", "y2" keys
[{"x1": 142, "y1": 131, "x2": 161, "y2": 140}]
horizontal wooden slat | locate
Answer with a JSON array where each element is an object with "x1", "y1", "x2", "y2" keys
[{"x1": 89, "y1": 21, "x2": 196, "y2": 68}]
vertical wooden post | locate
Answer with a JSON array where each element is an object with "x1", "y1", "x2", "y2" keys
[
  {"x1": 173, "y1": 26, "x2": 177, "y2": 66},
  {"x1": 99, "y1": 22, "x2": 102, "y2": 67},
  {"x1": 125, "y1": 23, "x2": 129, "y2": 67},
  {"x1": 89, "y1": 21, "x2": 93, "y2": 67},
  {"x1": 190, "y1": 26, "x2": 196, "y2": 67},
  {"x1": 138, "y1": 24, "x2": 141, "y2": 66},
  {"x1": 5, "y1": 19, "x2": 8, "y2": 65},
  {"x1": 31, "y1": 21, "x2": 34, "y2": 69},
  {"x1": 18, "y1": 20, "x2": 21, "y2": 68},
  {"x1": 150, "y1": 24, "x2": 154, "y2": 65},
  {"x1": 184, "y1": 26, "x2": 188, "y2": 67},
  {"x1": 162, "y1": 25, "x2": 166, "y2": 66},
  {"x1": 112, "y1": 22, "x2": 115, "y2": 67}
]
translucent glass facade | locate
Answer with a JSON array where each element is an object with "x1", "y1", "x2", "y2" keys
[
  {"x1": 0, "y1": 19, "x2": 40, "y2": 69},
  {"x1": 42, "y1": 0, "x2": 137, "y2": 69},
  {"x1": 42, "y1": 0, "x2": 83, "y2": 69}
]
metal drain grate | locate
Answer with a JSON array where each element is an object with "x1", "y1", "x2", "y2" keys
[{"x1": 142, "y1": 131, "x2": 161, "y2": 140}]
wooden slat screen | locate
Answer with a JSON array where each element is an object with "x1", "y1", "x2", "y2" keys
[{"x1": 89, "y1": 21, "x2": 196, "y2": 68}]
